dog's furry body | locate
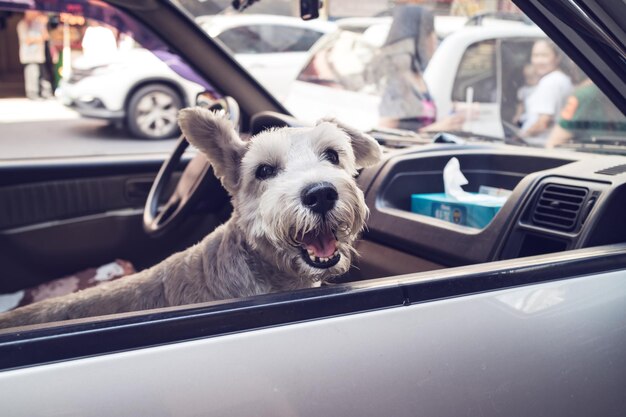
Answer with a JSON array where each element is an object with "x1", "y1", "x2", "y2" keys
[
  {"x1": 0, "y1": 218, "x2": 309, "y2": 328},
  {"x1": 0, "y1": 109, "x2": 381, "y2": 329}
]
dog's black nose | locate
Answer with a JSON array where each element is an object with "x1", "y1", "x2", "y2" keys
[{"x1": 301, "y1": 182, "x2": 338, "y2": 215}]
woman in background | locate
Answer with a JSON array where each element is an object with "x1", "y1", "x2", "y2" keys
[
  {"x1": 17, "y1": 10, "x2": 52, "y2": 99},
  {"x1": 519, "y1": 39, "x2": 572, "y2": 146},
  {"x1": 377, "y1": 3, "x2": 463, "y2": 133}
]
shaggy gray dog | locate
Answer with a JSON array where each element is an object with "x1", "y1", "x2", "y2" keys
[{"x1": 0, "y1": 109, "x2": 381, "y2": 329}]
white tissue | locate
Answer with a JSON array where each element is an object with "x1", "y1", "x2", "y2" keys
[{"x1": 443, "y1": 158, "x2": 508, "y2": 204}]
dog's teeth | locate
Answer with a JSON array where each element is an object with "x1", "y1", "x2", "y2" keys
[
  {"x1": 321, "y1": 257, "x2": 327, "y2": 262},
  {"x1": 307, "y1": 249, "x2": 315, "y2": 256},
  {"x1": 310, "y1": 254, "x2": 316, "y2": 262}
]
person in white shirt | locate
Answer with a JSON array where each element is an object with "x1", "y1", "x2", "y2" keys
[
  {"x1": 519, "y1": 39, "x2": 573, "y2": 146},
  {"x1": 80, "y1": 22, "x2": 118, "y2": 66},
  {"x1": 16, "y1": 11, "x2": 51, "y2": 99},
  {"x1": 512, "y1": 63, "x2": 539, "y2": 127}
]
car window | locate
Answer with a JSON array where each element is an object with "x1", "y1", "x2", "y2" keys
[
  {"x1": 2, "y1": 0, "x2": 624, "y2": 161},
  {"x1": 0, "y1": 2, "x2": 221, "y2": 160},
  {"x1": 499, "y1": 38, "x2": 537, "y2": 123},
  {"x1": 296, "y1": 31, "x2": 378, "y2": 93},
  {"x1": 216, "y1": 26, "x2": 265, "y2": 53},
  {"x1": 265, "y1": 0, "x2": 624, "y2": 149},
  {"x1": 451, "y1": 40, "x2": 497, "y2": 103},
  {"x1": 217, "y1": 25, "x2": 323, "y2": 54}
]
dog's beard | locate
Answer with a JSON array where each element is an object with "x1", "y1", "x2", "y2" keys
[{"x1": 248, "y1": 185, "x2": 368, "y2": 284}]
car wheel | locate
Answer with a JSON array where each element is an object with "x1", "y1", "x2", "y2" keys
[{"x1": 127, "y1": 84, "x2": 182, "y2": 140}]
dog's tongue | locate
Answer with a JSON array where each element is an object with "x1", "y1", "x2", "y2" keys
[{"x1": 302, "y1": 230, "x2": 337, "y2": 258}]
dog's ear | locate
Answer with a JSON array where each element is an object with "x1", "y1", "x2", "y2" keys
[
  {"x1": 178, "y1": 108, "x2": 246, "y2": 194},
  {"x1": 318, "y1": 118, "x2": 382, "y2": 168}
]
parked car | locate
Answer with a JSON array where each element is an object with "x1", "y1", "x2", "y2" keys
[
  {"x1": 197, "y1": 14, "x2": 336, "y2": 99},
  {"x1": 56, "y1": 47, "x2": 209, "y2": 140},
  {"x1": 285, "y1": 19, "x2": 545, "y2": 138},
  {"x1": 1, "y1": 0, "x2": 625, "y2": 416},
  {"x1": 56, "y1": 14, "x2": 334, "y2": 139}
]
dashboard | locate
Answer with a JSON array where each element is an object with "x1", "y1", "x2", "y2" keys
[
  {"x1": 349, "y1": 142, "x2": 626, "y2": 281},
  {"x1": 248, "y1": 111, "x2": 626, "y2": 282}
]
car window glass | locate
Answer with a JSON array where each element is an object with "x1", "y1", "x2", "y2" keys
[
  {"x1": 217, "y1": 26, "x2": 264, "y2": 53},
  {"x1": 451, "y1": 40, "x2": 496, "y2": 103},
  {"x1": 0, "y1": 1, "x2": 221, "y2": 160},
  {"x1": 267, "y1": 26, "x2": 323, "y2": 52},
  {"x1": 218, "y1": 25, "x2": 324, "y2": 54},
  {"x1": 1, "y1": 0, "x2": 625, "y2": 156},
  {"x1": 296, "y1": 31, "x2": 377, "y2": 93},
  {"x1": 499, "y1": 38, "x2": 537, "y2": 124}
]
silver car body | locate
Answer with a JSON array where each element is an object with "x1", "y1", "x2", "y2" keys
[{"x1": 1, "y1": 246, "x2": 625, "y2": 416}]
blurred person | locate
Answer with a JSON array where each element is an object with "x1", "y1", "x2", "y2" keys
[
  {"x1": 519, "y1": 39, "x2": 572, "y2": 146},
  {"x1": 80, "y1": 21, "x2": 118, "y2": 66},
  {"x1": 546, "y1": 79, "x2": 626, "y2": 148},
  {"x1": 512, "y1": 63, "x2": 539, "y2": 127},
  {"x1": 17, "y1": 10, "x2": 52, "y2": 99},
  {"x1": 377, "y1": 2, "x2": 464, "y2": 133}
]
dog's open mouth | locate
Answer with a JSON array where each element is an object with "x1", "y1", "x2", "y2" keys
[{"x1": 298, "y1": 228, "x2": 340, "y2": 269}]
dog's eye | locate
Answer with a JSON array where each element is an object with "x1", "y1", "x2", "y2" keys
[
  {"x1": 255, "y1": 164, "x2": 277, "y2": 180},
  {"x1": 323, "y1": 149, "x2": 340, "y2": 165}
]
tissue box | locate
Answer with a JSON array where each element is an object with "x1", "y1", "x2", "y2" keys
[{"x1": 410, "y1": 193, "x2": 504, "y2": 229}]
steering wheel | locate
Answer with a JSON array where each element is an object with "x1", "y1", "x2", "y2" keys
[{"x1": 143, "y1": 96, "x2": 240, "y2": 237}]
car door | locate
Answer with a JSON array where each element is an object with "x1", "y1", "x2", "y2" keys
[
  {"x1": 425, "y1": 29, "x2": 545, "y2": 139},
  {"x1": 1, "y1": 244, "x2": 625, "y2": 417},
  {"x1": 449, "y1": 38, "x2": 504, "y2": 137},
  {"x1": 0, "y1": 3, "x2": 234, "y2": 306},
  {"x1": 1, "y1": 0, "x2": 626, "y2": 415}
]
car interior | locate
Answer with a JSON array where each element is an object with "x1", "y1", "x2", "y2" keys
[{"x1": 0, "y1": 0, "x2": 625, "y2": 329}]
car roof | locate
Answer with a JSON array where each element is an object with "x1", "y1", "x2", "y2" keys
[
  {"x1": 195, "y1": 13, "x2": 337, "y2": 35},
  {"x1": 440, "y1": 24, "x2": 546, "y2": 44},
  {"x1": 335, "y1": 16, "x2": 468, "y2": 37},
  {"x1": 361, "y1": 21, "x2": 546, "y2": 48}
]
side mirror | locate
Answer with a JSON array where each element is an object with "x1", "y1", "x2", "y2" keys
[
  {"x1": 195, "y1": 91, "x2": 219, "y2": 109},
  {"x1": 194, "y1": 94, "x2": 241, "y2": 132}
]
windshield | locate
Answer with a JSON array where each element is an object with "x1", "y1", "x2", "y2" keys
[
  {"x1": 179, "y1": 0, "x2": 625, "y2": 154},
  {"x1": 0, "y1": 0, "x2": 623, "y2": 158}
]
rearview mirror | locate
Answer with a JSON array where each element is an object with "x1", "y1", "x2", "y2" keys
[
  {"x1": 300, "y1": 0, "x2": 322, "y2": 20},
  {"x1": 195, "y1": 91, "x2": 219, "y2": 109}
]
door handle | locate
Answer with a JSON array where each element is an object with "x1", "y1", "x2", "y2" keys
[{"x1": 125, "y1": 178, "x2": 154, "y2": 202}]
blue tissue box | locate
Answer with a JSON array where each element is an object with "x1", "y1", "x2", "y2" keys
[{"x1": 410, "y1": 193, "x2": 504, "y2": 229}]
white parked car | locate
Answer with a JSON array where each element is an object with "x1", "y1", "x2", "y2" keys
[
  {"x1": 197, "y1": 14, "x2": 336, "y2": 100},
  {"x1": 56, "y1": 15, "x2": 335, "y2": 139},
  {"x1": 56, "y1": 47, "x2": 207, "y2": 140},
  {"x1": 285, "y1": 21, "x2": 545, "y2": 138}
]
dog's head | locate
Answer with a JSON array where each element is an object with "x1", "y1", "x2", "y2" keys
[{"x1": 179, "y1": 108, "x2": 382, "y2": 284}]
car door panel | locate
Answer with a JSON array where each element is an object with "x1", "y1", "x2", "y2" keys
[
  {"x1": 1, "y1": 246, "x2": 624, "y2": 417},
  {"x1": 0, "y1": 155, "x2": 228, "y2": 292}
]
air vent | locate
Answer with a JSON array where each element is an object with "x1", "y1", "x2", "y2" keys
[
  {"x1": 596, "y1": 164, "x2": 626, "y2": 176},
  {"x1": 531, "y1": 184, "x2": 588, "y2": 231}
]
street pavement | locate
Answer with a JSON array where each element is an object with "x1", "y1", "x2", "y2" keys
[{"x1": 0, "y1": 98, "x2": 178, "y2": 160}]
